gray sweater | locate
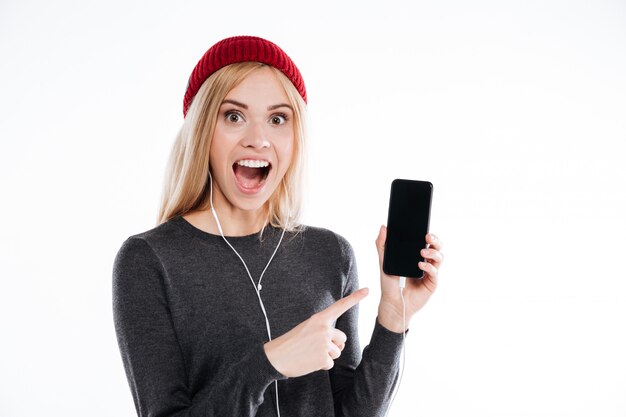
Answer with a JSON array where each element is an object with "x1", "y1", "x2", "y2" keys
[{"x1": 112, "y1": 214, "x2": 406, "y2": 417}]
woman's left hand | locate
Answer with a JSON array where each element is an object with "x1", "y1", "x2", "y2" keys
[{"x1": 375, "y1": 225, "x2": 444, "y2": 333}]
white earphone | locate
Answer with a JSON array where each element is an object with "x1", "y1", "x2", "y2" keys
[{"x1": 208, "y1": 170, "x2": 288, "y2": 417}]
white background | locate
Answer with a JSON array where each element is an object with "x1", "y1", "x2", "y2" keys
[{"x1": 1, "y1": 0, "x2": 625, "y2": 415}]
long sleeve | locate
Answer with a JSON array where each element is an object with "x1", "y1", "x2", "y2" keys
[
  {"x1": 112, "y1": 237, "x2": 287, "y2": 417},
  {"x1": 329, "y1": 234, "x2": 407, "y2": 417}
]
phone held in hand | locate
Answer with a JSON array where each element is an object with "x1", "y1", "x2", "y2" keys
[{"x1": 382, "y1": 179, "x2": 433, "y2": 279}]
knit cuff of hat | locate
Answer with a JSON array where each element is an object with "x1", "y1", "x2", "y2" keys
[{"x1": 183, "y1": 35, "x2": 307, "y2": 117}]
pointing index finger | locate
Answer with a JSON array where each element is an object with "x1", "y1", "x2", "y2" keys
[{"x1": 318, "y1": 288, "x2": 369, "y2": 322}]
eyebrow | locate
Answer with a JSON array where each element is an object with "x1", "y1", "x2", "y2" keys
[{"x1": 221, "y1": 99, "x2": 293, "y2": 112}]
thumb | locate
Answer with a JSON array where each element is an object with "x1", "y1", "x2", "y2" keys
[{"x1": 376, "y1": 225, "x2": 386, "y2": 269}]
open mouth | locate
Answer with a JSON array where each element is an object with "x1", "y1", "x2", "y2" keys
[{"x1": 232, "y1": 159, "x2": 272, "y2": 190}]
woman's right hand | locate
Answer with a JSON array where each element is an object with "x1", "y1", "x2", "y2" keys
[{"x1": 263, "y1": 288, "x2": 369, "y2": 378}]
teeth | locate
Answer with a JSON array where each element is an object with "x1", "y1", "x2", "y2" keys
[{"x1": 236, "y1": 159, "x2": 270, "y2": 168}]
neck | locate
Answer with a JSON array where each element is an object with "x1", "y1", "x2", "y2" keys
[
  {"x1": 211, "y1": 203, "x2": 267, "y2": 237},
  {"x1": 191, "y1": 180, "x2": 268, "y2": 236},
  {"x1": 184, "y1": 205, "x2": 267, "y2": 237}
]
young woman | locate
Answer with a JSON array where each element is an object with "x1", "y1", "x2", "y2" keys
[{"x1": 113, "y1": 35, "x2": 444, "y2": 417}]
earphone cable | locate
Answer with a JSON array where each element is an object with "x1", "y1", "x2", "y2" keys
[{"x1": 208, "y1": 172, "x2": 288, "y2": 417}]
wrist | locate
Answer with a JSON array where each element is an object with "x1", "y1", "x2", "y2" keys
[
  {"x1": 377, "y1": 301, "x2": 410, "y2": 333},
  {"x1": 263, "y1": 340, "x2": 284, "y2": 375}
]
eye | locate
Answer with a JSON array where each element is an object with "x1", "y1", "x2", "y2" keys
[
  {"x1": 224, "y1": 110, "x2": 244, "y2": 123},
  {"x1": 270, "y1": 113, "x2": 289, "y2": 125}
]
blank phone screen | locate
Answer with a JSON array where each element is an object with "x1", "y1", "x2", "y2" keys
[{"x1": 383, "y1": 179, "x2": 433, "y2": 278}]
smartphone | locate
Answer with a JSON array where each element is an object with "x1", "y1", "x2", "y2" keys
[{"x1": 382, "y1": 179, "x2": 433, "y2": 279}]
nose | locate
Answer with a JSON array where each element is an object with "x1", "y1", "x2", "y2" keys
[{"x1": 240, "y1": 119, "x2": 270, "y2": 149}]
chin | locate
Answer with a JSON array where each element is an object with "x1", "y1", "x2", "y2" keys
[{"x1": 229, "y1": 183, "x2": 277, "y2": 212}]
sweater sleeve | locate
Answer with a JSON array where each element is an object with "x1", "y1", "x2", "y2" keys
[
  {"x1": 112, "y1": 237, "x2": 287, "y2": 417},
  {"x1": 329, "y1": 234, "x2": 407, "y2": 417}
]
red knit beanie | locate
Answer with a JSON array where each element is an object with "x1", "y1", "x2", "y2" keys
[{"x1": 183, "y1": 35, "x2": 307, "y2": 117}]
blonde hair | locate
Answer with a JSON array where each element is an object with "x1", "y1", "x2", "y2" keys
[{"x1": 156, "y1": 62, "x2": 307, "y2": 238}]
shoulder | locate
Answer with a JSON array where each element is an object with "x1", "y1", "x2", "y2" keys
[
  {"x1": 297, "y1": 224, "x2": 358, "y2": 294},
  {"x1": 126, "y1": 217, "x2": 181, "y2": 247},
  {"x1": 117, "y1": 215, "x2": 188, "y2": 252},
  {"x1": 113, "y1": 217, "x2": 181, "y2": 273},
  {"x1": 297, "y1": 223, "x2": 356, "y2": 262}
]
